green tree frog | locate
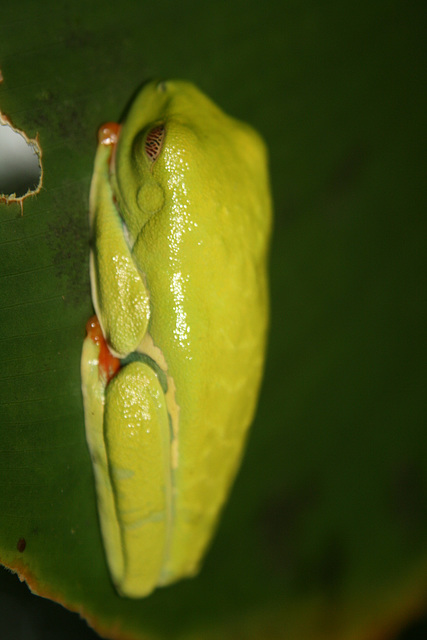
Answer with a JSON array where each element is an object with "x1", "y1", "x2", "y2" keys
[{"x1": 81, "y1": 79, "x2": 272, "y2": 598}]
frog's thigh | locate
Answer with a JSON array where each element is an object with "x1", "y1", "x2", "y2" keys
[{"x1": 104, "y1": 361, "x2": 171, "y2": 598}]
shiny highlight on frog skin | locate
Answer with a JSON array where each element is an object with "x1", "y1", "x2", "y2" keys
[{"x1": 81, "y1": 79, "x2": 272, "y2": 598}]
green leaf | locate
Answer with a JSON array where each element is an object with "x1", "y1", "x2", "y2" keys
[{"x1": 1, "y1": 1, "x2": 426, "y2": 639}]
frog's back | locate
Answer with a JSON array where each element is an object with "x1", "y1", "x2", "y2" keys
[{"x1": 133, "y1": 88, "x2": 272, "y2": 581}]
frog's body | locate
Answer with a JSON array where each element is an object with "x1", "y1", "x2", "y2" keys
[{"x1": 81, "y1": 80, "x2": 272, "y2": 598}]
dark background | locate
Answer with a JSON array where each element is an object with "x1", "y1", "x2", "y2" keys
[{"x1": 0, "y1": 1, "x2": 426, "y2": 639}]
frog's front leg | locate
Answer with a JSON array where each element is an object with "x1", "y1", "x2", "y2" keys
[
  {"x1": 89, "y1": 131, "x2": 150, "y2": 358},
  {"x1": 81, "y1": 321, "x2": 172, "y2": 598}
]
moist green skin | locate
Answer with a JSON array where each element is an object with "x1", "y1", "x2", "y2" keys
[{"x1": 81, "y1": 79, "x2": 272, "y2": 598}]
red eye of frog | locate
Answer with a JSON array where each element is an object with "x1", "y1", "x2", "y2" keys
[{"x1": 144, "y1": 124, "x2": 165, "y2": 162}]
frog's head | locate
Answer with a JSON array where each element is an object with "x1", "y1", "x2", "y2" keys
[
  {"x1": 109, "y1": 81, "x2": 194, "y2": 242},
  {"x1": 110, "y1": 80, "x2": 268, "y2": 245}
]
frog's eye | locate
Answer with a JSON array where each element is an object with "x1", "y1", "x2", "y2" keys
[{"x1": 145, "y1": 125, "x2": 165, "y2": 162}]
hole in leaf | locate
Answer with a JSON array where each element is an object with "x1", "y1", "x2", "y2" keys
[{"x1": 0, "y1": 121, "x2": 42, "y2": 200}]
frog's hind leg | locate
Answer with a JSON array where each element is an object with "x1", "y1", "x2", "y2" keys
[
  {"x1": 103, "y1": 361, "x2": 172, "y2": 598},
  {"x1": 81, "y1": 334, "x2": 125, "y2": 586}
]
